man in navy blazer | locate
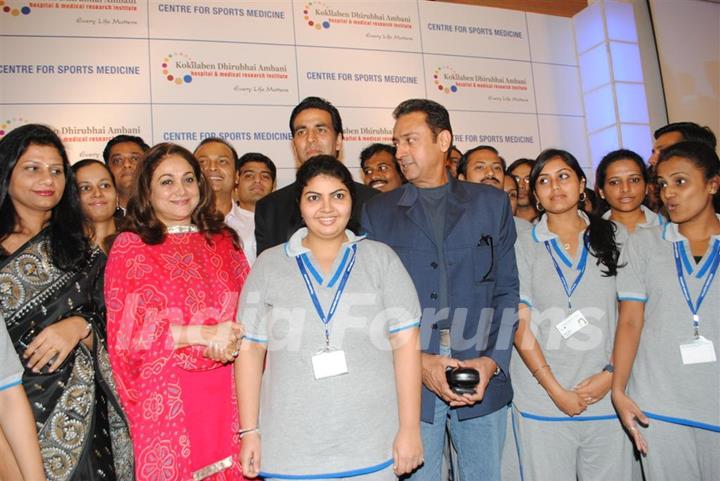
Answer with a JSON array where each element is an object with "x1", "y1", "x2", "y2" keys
[{"x1": 361, "y1": 99, "x2": 519, "y2": 481}]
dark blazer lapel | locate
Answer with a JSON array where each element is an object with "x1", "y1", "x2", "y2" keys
[
  {"x1": 444, "y1": 177, "x2": 467, "y2": 239},
  {"x1": 398, "y1": 184, "x2": 435, "y2": 244}
]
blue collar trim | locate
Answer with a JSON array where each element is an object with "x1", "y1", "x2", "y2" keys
[
  {"x1": 301, "y1": 253, "x2": 323, "y2": 285},
  {"x1": 550, "y1": 238, "x2": 573, "y2": 268},
  {"x1": 328, "y1": 246, "x2": 351, "y2": 288}
]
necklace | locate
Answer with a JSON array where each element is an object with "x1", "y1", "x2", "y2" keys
[
  {"x1": 166, "y1": 224, "x2": 199, "y2": 234},
  {"x1": 563, "y1": 243, "x2": 571, "y2": 251}
]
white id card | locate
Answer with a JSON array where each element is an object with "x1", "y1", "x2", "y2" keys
[
  {"x1": 556, "y1": 310, "x2": 589, "y2": 339},
  {"x1": 680, "y1": 336, "x2": 717, "y2": 365},
  {"x1": 312, "y1": 349, "x2": 349, "y2": 380}
]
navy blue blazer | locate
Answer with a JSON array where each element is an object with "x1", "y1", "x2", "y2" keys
[{"x1": 361, "y1": 177, "x2": 519, "y2": 422}]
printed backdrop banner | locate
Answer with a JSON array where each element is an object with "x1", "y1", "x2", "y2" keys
[{"x1": 0, "y1": 0, "x2": 589, "y2": 185}]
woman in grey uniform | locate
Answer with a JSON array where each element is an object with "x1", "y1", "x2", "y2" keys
[
  {"x1": 595, "y1": 149, "x2": 664, "y2": 233},
  {"x1": 612, "y1": 141, "x2": 720, "y2": 481},
  {"x1": 508, "y1": 149, "x2": 630, "y2": 480},
  {"x1": 237, "y1": 155, "x2": 423, "y2": 480}
]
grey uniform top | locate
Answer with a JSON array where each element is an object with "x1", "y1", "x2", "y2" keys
[
  {"x1": 512, "y1": 212, "x2": 617, "y2": 418},
  {"x1": 0, "y1": 317, "x2": 23, "y2": 391},
  {"x1": 238, "y1": 228, "x2": 421, "y2": 478},
  {"x1": 514, "y1": 216, "x2": 533, "y2": 234},
  {"x1": 617, "y1": 218, "x2": 720, "y2": 429}
]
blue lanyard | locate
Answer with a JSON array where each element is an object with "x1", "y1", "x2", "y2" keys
[
  {"x1": 672, "y1": 240, "x2": 720, "y2": 339},
  {"x1": 296, "y1": 244, "x2": 357, "y2": 347},
  {"x1": 544, "y1": 240, "x2": 589, "y2": 310}
]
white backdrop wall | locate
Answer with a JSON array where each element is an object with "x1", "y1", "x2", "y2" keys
[
  {"x1": 649, "y1": 0, "x2": 719, "y2": 139},
  {"x1": 0, "y1": 0, "x2": 589, "y2": 187}
]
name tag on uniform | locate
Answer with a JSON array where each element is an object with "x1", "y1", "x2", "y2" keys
[
  {"x1": 312, "y1": 349, "x2": 349, "y2": 380},
  {"x1": 680, "y1": 336, "x2": 717, "y2": 365},
  {"x1": 556, "y1": 310, "x2": 589, "y2": 339}
]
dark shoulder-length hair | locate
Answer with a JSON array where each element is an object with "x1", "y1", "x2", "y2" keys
[
  {"x1": 295, "y1": 154, "x2": 359, "y2": 234},
  {"x1": 0, "y1": 123, "x2": 89, "y2": 270},
  {"x1": 121, "y1": 142, "x2": 239, "y2": 247},
  {"x1": 531, "y1": 148, "x2": 621, "y2": 276}
]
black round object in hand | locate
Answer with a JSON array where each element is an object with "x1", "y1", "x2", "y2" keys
[{"x1": 446, "y1": 367, "x2": 480, "y2": 394}]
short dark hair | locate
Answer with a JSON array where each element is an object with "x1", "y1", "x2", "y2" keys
[
  {"x1": 194, "y1": 137, "x2": 239, "y2": 168},
  {"x1": 289, "y1": 96, "x2": 343, "y2": 137},
  {"x1": 237, "y1": 152, "x2": 277, "y2": 182},
  {"x1": 295, "y1": 155, "x2": 359, "y2": 234},
  {"x1": 457, "y1": 145, "x2": 504, "y2": 177},
  {"x1": 122, "y1": 142, "x2": 238, "y2": 247},
  {"x1": 0, "y1": 124, "x2": 89, "y2": 270},
  {"x1": 506, "y1": 157, "x2": 534, "y2": 175},
  {"x1": 654, "y1": 122, "x2": 716, "y2": 149},
  {"x1": 393, "y1": 98, "x2": 453, "y2": 144},
  {"x1": 102, "y1": 134, "x2": 150, "y2": 165},
  {"x1": 359, "y1": 143, "x2": 397, "y2": 170}
]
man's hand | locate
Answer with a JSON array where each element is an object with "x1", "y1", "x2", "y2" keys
[
  {"x1": 452, "y1": 356, "x2": 498, "y2": 406},
  {"x1": 420, "y1": 353, "x2": 466, "y2": 405}
]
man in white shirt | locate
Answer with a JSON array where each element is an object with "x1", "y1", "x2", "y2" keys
[{"x1": 195, "y1": 139, "x2": 276, "y2": 265}]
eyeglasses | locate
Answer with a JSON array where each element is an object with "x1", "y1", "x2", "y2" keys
[{"x1": 513, "y1": 175, "x2": 531, "y2": 185}]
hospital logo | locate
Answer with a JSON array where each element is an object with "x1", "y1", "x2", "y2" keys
[
  {"x1": 0, "y1": 1, "x2": 31, "y2": 16},
  {"x1": 161, "y1": 52, "x2": 193, "y2": 85},
  {"x1": 0, "y1": 117, "x2": 28, "y2": 138},
  {"x1": 433, "y1": 67, "x2": 459, "y2": 94},
  {"x1": 303, "y1": 1, "x2": 331, "y2": 30}
]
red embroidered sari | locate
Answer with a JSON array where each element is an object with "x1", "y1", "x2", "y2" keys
[{"x1": 105, "y1": 231, "x2": 249, "y2": 481}]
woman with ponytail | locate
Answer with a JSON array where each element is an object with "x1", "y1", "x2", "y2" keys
[{"x1": 504, "y1": 149, "x2": 631, "y2": 480}]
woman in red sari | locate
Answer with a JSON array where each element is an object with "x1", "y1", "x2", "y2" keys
[{"x1": 105, "y1": 143, "x2": 249, "y2": 481}]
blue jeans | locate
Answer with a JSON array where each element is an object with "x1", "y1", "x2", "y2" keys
[{"x1": 408, "y1": 346, "x2": 508, "y2": 481}]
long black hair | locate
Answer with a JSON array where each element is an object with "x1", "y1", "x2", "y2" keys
[
  {"x1": 0, "y1": 124, "x2": 89, "y2": 270},
  {"x1": 295, "y1": 154, "x2": 359, "y2": 234},
  {"x1": 531, "y1": 149, "x2": 621, "y2": 276}
]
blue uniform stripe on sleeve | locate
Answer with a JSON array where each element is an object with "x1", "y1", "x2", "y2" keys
[
  {"x1": 244, "y1": 335, "x2": 268, "y2": 344},
  {"x1": 0, "y1": 380, "x2": 22, "y2": 392},
  {"x1": 617, "y1": 295, "x2": 647, "y2": 303},
  {"x1": 389, "y1": 321, "x2": 420, "y2": 334}
]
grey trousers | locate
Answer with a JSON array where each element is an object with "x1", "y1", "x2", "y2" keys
[
  {"x1": 640, "y1": 420, "x2": 719, "y2": 481},
  {"x1": 505, "y1": 406, "x2": 633, "y2": 481}
]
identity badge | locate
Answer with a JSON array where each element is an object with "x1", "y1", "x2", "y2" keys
[
  {"x1": 312, "y1": 349, "x2": 349, "y2": 380},
  {"x1": 680, "y1": 336, "x2": 717, "y2": 365},
  {"x1": 556, "y1": 310, "x2": 589, "y2": 339}
]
